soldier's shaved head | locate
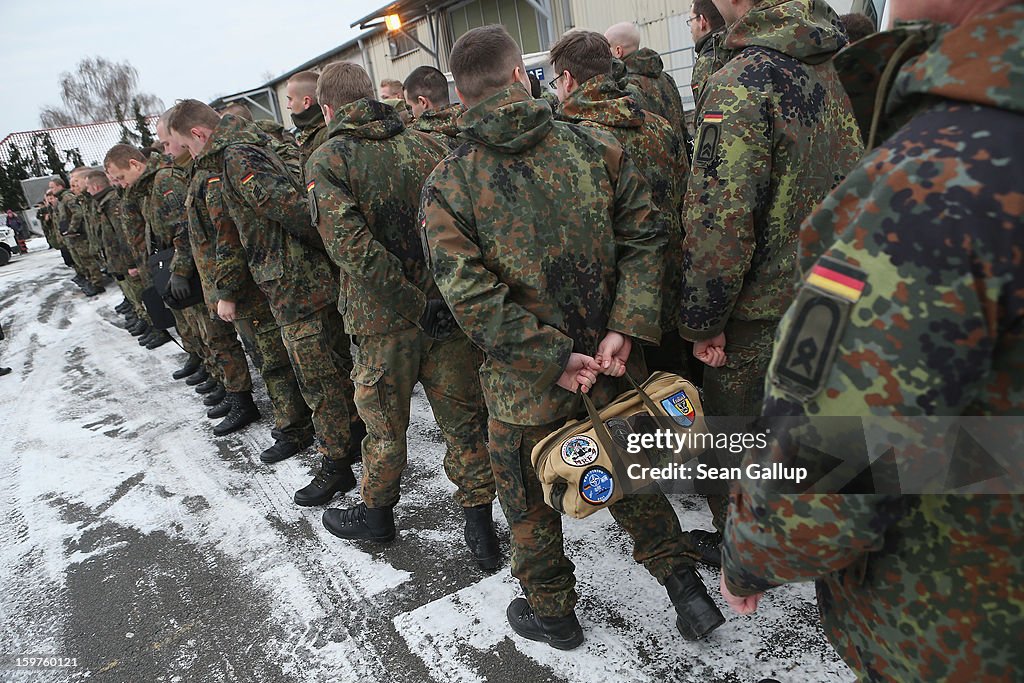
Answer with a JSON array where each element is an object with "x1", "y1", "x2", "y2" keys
[
  {"x1": 404, "y1": 66, "x2": 451, "y2": 117},
  {"x1": 604, "y1": 22, "x2": 641, "y2": 59},
  {"x1": 316, "y1": 62, "x2": 375, "y2": 114},
  {"x1": 85, "y1": 169, "x2": 110, "y2": 191},
  {"x1": 449, "y1": 25, "x2": 529, "y2": 107},
  {"x1": 287, "y1": 70, "x2": 320, "y2": 113}
]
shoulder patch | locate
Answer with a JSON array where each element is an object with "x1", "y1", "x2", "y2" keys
[
  {"x1": 769, "y1": 258, "x2": 868, "y2": 402},
  {"x1": 694, "y1": 112, "x2": 723, "y2": 169},
  {"x1": 307, "y1": 184, "x2": 319, "y2": 226},
  {"x1": 240, "y1": 172, "x2": 269, "y2": 205}
]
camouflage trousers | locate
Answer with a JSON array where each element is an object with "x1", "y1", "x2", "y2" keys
[
  {"x1": 352, "y1": 326, "x2": 494, "y2": 509},
  {"x1": 277, "y1": 306, "x2": 358, "y2": 463},
  {"x1": 171, "y1": 304, "x2": 208, "y2": 360},
  {"x1": 118, "y1": 275, "x2": 151, "y2": 323},
  {"x1": 194, "y1": 311, "x2": 252, "y2": 393},
  {"x1": 697, "y1": 318, "x2": 777, "y2": 533},
  {"x1": 233, "y1": 300, "x2": 315, "y2": 445},
  {"x1": 64, "y1": 235, "x2": 103, "y2": 286},
  {"x1": 488, "y1": 418, "x2": 695, "y2": 618}
]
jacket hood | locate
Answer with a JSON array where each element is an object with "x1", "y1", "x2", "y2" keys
[
  {"x1": 557, "y1": 75, "x2": 645, "y2": 130},
  {"x1": 624, "y1": 48, "x2": 665, "y2": 78},
  {"x1": 415, "y1": 103, "x2": 464, "y2": 139},
  {"x1": 459, "y1": 84, "x2": 553, "y2": 154},
  {"x1": 291, "y1": 102, "x2": 325, "y2": 131},
  {"x1": 888, "y1": 5, "x2": 1024, "y2": 116},
  {"x1": 93, "y1": 186, "x2": 115, "y2": 203},
  {"x1": 136, "y1": 152, "x2": 172, "y2": 186},
  {"x1": 326, "y1": 98, "x2": 404, "y2": 141},
  {"x1": 198, "y1": 114, "x2": 267, "y2": 163},
  {"x1": 724, "y1": 0, "x2": 846, "y2": 64}
]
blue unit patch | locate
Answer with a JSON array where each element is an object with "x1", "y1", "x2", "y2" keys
[
  {"x1": 660, "y1": 390, "x2": 695, "y2": 427},
  {"x1": 579, "y1": 466, "x2": 614, "y2": 505}
]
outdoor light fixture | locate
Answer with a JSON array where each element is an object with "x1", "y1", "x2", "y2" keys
[{"x1": 385, "y1": 13, "x2": 402, "y2": 31}]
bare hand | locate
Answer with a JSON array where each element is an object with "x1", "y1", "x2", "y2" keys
[
  {"x1": 217, "y1": 299, "x2": 238, "y2": 323},
  {"x1": 127, "y1": 268, "x2": 139, "y2": 278},
  {"x1": 557, "y1": 353, "x2": 602, "y2": 394},
  {"x1": 694, "y1": 332, "x2": 727, "y2": 368},
  {"x1": 720, "y1": 573, "x2": 761, "y2": 615},
  {"x1": 595, "y1": 331, "x2": 631, "y2": 377}
]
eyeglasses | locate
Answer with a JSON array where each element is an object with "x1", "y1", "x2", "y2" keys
[
  {"x1": 686, "y1": 15, "x2": 700, "y2": 25},
  {"x1": 549, "y1": 72, "x2": 565, "y2": 91}
]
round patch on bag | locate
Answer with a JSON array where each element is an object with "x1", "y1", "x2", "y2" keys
[
  {"x1": 579, "y1": 466, "x2": 614, "y2": 505},
  {"x1": 560, "y1": 435, "x2": 599, "y2": 467}
]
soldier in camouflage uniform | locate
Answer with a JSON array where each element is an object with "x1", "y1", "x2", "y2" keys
[
  {"x1": 106, "y1": 147, "x2": 206, "y2": 355},
  {"x1": 83, "y1": 171, "x2": 137, "y2": 312},
  {"x1": 167, "y1": 102, "x2": 361, "y2": 507},
  {"x1": 722, "y1": 3, "x2": 1024, "y2": 681},
  {"x1": 305, "y1": 62, "x2": 497, "y2": 568},
  {"x1": 550, "y1": 30, "x2": 690, "y2": 379},
  {"x1": 605, "y1": 22, "x2": 688, "y2": 139},
  {"x1": 156, "y1": 115, "x2": 264, "y2": 433},
  {"x1": 421, "y1": 25, "x2": 725, "y2": 649},
  {"x1": 218, "y1": 102, "x2": 304, "y2": 180},
  {"x1": 404, "y1": 65, "x2": 464, "y2": 151},
  {"x1": 286, "y1": 71, "x2": 330, "y2": 169},
  {"x1": 38, "y1": 192, "x2": 60, "y2": 250},
  {"x1": 116, "y1": 183, "x2": 164, "y2": 343},
  {"x1": 678, "y1": 0, "x2": 862, "y2": 556},
  {"x1": 174, "y1": 121, "x2": 319, "y2": 467},
  {"x1": 688, "y1": 0, "x2": 727, "y2": 115},
  {"x1": 59, "y1": 169, "x2": 106, "y2": 296}
]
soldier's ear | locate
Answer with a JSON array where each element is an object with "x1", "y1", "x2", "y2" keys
[{"x1": 321, "y1": 103, "x2": 335, "y2": 124}]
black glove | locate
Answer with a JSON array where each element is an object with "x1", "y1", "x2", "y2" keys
[
  {"x1": 418, "y1": 299, "x2": 458, "y2": 341},
  {"x1": 169, "y1": 273, "x2": 191, "y2": 301}
]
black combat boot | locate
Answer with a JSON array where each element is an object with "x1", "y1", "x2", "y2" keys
[
  {"x1": 129, "y1": 320, "x2": 149, "y2": 336},
  {"x1": 322, "y1": 503, "x2": 395, "y2": 543},
  {"x1": 207, "y1": 392, "x2": 232, "y2": 419},
  {"x1": 138, "y1": 329, "x2": 156, "y2": 346},
  {"x1": 664, "y1": 567, "x2": 726, "y2": 641},
  {"x1": 463, "y1": 504, "x2": 501, "y2": 570},
  {"x1": 145, "y1": 329, "x2": 172, "y2": 349},
  {"x1": 72, "y1": 274, "x2": 85, "y2": 287},
  {"x1": 212, "y1": 391, "x2": 259, "y2": 436},
  {"x1": 506, "y1": 598, "x2": 584, "y2": 650},
  {"x1": 115, "y1": 299, "x2": 131, "y2": 313},
  {"x1": 259, "y1": 435, "x2": 313, "y2": 464},
  {"x1": 689, "y1": 529, "x2": 722, "y2": 569},
  {"x1": 82, "y1": 281, "x2": 105, "y2": 297},
  {"x1": 294, "y1": 457, "x2": 356, "y2": 507},
  {"x1": 203, "y1": 383, "x2": 226, "y2": 406},
  {"x1": 184, "y1": 368, "x2": 209, "y2": 386},
  {"x1": 195, "y1": 375, "x2": 220, "y2": 394},
  {"x1": 173, "y1": 353, "x2": 202, "y2": 380}
]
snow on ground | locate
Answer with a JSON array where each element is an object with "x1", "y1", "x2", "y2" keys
[{"x1": 0, "y1": 243, "x2": 855, "y2": 683}]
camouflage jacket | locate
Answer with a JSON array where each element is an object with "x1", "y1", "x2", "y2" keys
[
  {"x1": 56, "y1": 189, "x2": 86, "y2": 238},
  {"x1": 90, "y1": 186, "x2": 133, "y2": 275},
  {"x1": 118, "y1": 188, "x2": 149, "y2": 276},
  {"x1": 679, "y1": 0, "x2": 862, "y2": 341},
  {"x1": 411, "y1": 103, "x2": 464, "y2": 150},
  {"x1": 306, "y1": 98, "x2": 448, "y2": 336},
  {"x1": 195, "y1": 114, "x2": 337, "y2": 325},
  {"x1": 691, "y1": 31, "x2": 727, "y2": 115},
  {"x1": 383, "y1": 98, "x2": 414, "y2": 125},
  {"x1": 125, "y1": 152, "x2": 195, "y2": 278},
  {"x1": 291, "y1": 104, "x2": 329, "y2": 168},
  {"x1": 610, "y1": 58, "x2": 654, "y2": 113},
  {"x1": 556, "y1": 74, "x2": 687, "y2": 335},
  {"x1": 80, "y1": 192, "x2": 103, "y2": 256},
  {"x1": 726, "y1": 7, "x2": 1024, "y2": 682},
  {"x1": 622, "y1": 47, "x2": 687, "y2": 137},
  {"x1": 420, "y1": 84, "x2": 664, "y2": 425},
  {"x1": 254, "y1": 119, "x2": 303, "y2": 181}
]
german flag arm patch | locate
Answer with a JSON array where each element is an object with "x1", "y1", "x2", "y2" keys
[{"x1": 805, "y1": 257, "x2": 867, "y2": 302}]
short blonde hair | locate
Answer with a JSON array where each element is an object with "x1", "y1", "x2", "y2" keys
[
  {"x1": 317, "y1": 62, "x2": 375, "y2": 111},
  {"x1": 165, "y1": 99, "x2": 221, "y2": 137}
]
